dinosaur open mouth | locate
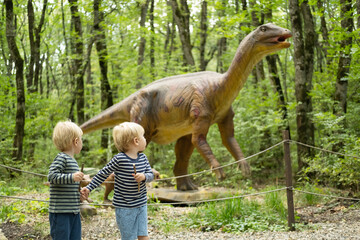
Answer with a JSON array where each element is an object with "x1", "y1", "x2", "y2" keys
[
  {"x1": 266, "y1": 34, "x2": 292, "y2": 45},
  {"x1": 278, "y1": 34, "x2": 292, "y2": 42}
]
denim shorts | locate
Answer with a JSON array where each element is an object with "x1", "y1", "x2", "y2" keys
[{"x1": 115, "y1": 205, "x2": 148, "y2": 240}]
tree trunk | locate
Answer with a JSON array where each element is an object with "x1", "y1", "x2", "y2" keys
[
  {"x1": 27, "y1": 0, "x2": 47, "y2": 93},
  {"x1": 249, "y1": 0, "x2": 264, "y2": 87},
  {"x1": 5, "y1": 0, "x2": 25, "y2": 164},
  {"x1": 334, "y1": 0, "x2": 353, "y2": 116},
  {"x1": 149, "y1": 0, "x2": 155, "y2": 80},
  {"x1": 216, "y1": 0, "x2": 227, "y2": 73},
  {"x1": 27, "y1": 0, "x2": 35, "y2": 92},
  {"x1": 264, "y1": 8, "x2": 290, "y2": 133},
  {"x1": 1, "y1": 5, "x2": 12, "y2": 90},
  {"x1": 94, "y1": 0, "x2": 113, "y2": 160},
  {"x1": 33, "y1": 0, "x2": 47, "y2": 93},
  {"x1": 199, "y1": 0, "x2": 207, "y2": 71},
  {"x1": 216, "y1": 37, "x2": 227, "y2": 73},
  {"x1": 357, "y1": 0, "x2": 360, "y2": 29},
  {"x1": 137, "y1": 0, "x2": 150, "y2": 88},
  {"x1": 170, "y1": 0, "x2": 195, "y2": 68},
  {"x1": 163, "y1": 13, "x2": 176, "y2": 73},
  {"x1": 26, "y1": 0, "x2": 48, "y2": 159},
  {"x1": 69, "y1": 0, "x2": 85, "y2": 124},
  {"x1": 289, "y1": 0, "x2": 315, "y2": 171},
  {"x1": 317, "y1": 0, "x2": 329, "y2": 68}
]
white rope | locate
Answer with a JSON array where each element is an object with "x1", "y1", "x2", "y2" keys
[
  {"x1": 0, "y1": 164, "x2": 47, "y2": 177},
  {"x1": 0, "y1": 141, "x2": 285, "y2": 182},
  {"x1": 147, "y1": 187, "x2": 288, "y2": 206},
  {"x1": 293, "y1": 188, "x2": 360, "y2": 201},
  {"x1": 157, "y1": 140, "x2": 285, "y2": 181},
  {"x1": 2, "y1": 187, "x2": 359, "y2": 208},
  {"x1": 0, "y1": 194, "x2": 49, "y2": 203},
  {"x1": 288, "y1": 140, "x2": 360, "y2": 159},
  {"x1": 0, "y1": 187, "x2": 288, "y2": 206}
]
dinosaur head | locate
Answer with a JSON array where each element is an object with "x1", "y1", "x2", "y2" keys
[{"x1": 248, "y1": 23, "x2": 292, "y2": 57}]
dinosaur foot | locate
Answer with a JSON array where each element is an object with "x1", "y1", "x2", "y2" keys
[
  {"x1": 213, "y1": 167, "x2": 226, "y2": 181},
  {"x1": 176, "y1": 177, "x2": 198, "y2": 191},
  {"x1": 238, "y1": 160, "x2": 251, "y2": 177}
]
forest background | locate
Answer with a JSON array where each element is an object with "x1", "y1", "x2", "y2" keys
[{"x1": 1, "y1": 0, "x2": 360, "y2": 193}]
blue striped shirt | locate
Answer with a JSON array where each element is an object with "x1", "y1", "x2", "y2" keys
[
  {"x1": 86, "y1": 152, "x2": 154, "y2": 208},
  {"x1": 48, "y1": 152, "x2": 80, "y2": 213}
]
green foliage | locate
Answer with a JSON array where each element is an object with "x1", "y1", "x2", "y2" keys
[
  {"x1": 0, "y1": 181, "x2": 22, "y2": 196},
  {"x1": 294, "y1": 183, "x2": 324, "y2": 206},
  {"x1": 264, "y1": 189, "x2": 287, "y2": 219},
  {"x1": 185, "y1": 196, "x2": 288, "y2": 232},
  {"x1": 0, "y1": 200, "x2": 48, "y2": 224},
  {"x1": 0, "y1": 180, "x2": 48, "y2": 224}
]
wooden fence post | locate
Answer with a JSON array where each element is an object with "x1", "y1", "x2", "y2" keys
[{"x1": 283, "y1": 130, "x2": 295, "y2": 231}]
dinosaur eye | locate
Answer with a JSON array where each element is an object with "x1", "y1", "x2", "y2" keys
[{"x1": 260, "y1": 26, "x2": 267, "y2": 32}]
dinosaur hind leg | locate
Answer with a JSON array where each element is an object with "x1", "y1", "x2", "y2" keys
[{"x1": 174, "y1": 135, "x2": 198, "y2": 191}]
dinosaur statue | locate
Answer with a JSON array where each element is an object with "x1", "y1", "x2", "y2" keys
[{"x1": 80, "y1": 23, "x2": 292, "y2": 191}]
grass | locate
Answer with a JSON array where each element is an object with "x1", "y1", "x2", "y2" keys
[
  {"x1": 148, "y1": 187, "x2": 292, "y2": 234},
  {"x1": 185, "y1": 193, "x2": 289, "y2": 232}
]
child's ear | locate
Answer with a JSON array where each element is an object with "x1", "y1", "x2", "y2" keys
[{"x1": 134, "y1": 137, "x2": 139, "y2": 144}]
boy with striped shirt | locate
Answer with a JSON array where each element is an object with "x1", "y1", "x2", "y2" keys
[
  {"x1": 81, "y1": 122, "x2": 154, "y2": 240},
  {"x1": 48, "y1": 120, "x2": 85, "y2": 240}
]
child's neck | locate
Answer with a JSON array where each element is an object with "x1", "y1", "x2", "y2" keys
[
  {"x1": 125, "y1": 149, "x2": 138, "y2": 159},
  {"x1": 63, "y1": 148, "x2": 75, "y2": 158}
]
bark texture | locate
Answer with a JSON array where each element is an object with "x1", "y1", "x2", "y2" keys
[
  {"x1": 5, "y1": 0, "x2": 25, "y2": 163},
  {"x1": 289, "y1": 0, "x2": 315, "y2": 171}
]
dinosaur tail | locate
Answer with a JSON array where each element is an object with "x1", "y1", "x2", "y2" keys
[{"x1": 80, "y1": 101, "x2": 129, "y2": 134}]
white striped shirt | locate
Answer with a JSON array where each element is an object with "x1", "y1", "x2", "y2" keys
[
  {"x1": 86, "y1": 152, "x2": 154, "y2": 208},
  {"x1": 48, "y1": 152, "x2": 80, "y2": 213}
]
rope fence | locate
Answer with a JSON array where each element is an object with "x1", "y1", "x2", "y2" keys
[
  {"x1": 1, "y1": 186, "x2": 359, "y2": 206},
  {"x1": 289, "y1": 140, "x2": 360, "y2": 159},
  {"x1": 1, "y1": 130, "x2": 360, "y2": 231},
  {"x1": 0, "y1": 187, "x2": 289, "y2": 207}
]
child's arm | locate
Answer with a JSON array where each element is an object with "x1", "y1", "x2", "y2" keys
[
  {"x1": 48, "y1": 155, "x2": 83, "y2": 184},
  {"x1": 143, "y1": 156, "x2": 154, "y2": 183},
  {"x1": 85, "y1": 155, "x2": 120, "y2": 192}
]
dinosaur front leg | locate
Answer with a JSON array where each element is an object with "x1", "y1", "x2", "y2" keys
[
  {"x1": 103, "y1": 173, "x2": 115, "y2": 203},
  {"x1": 174, "y1": 135, "x2": 197, "y2": 191},
  {"x1": 218, "y1": 109, "x2": 251, "y2": 177},
  {"x1": 192, "y1": 120, "x2": 226, "y2": 181}
]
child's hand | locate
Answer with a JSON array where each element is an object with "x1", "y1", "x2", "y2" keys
[
  {"x1": 80, "y1": 191, "x2": 87, "y2": 202},
  {"x1": 80, "y1": 187, "x2": 90, "y2": 200},
  {"x1": 73, "y1": 171, "x2": 84, "y2": 182},
  {"x1": 132, "y1": 173, "x2": 145, "y2": 182}
]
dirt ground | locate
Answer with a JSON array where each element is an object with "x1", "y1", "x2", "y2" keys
[{"x1": 1, "y1": 199, "x2": 360, "y2": 240}]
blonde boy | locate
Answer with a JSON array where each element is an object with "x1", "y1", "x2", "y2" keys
[
  {"x1": 48, "y1": 120, "x2": 84, "y2": 240},
  {"x1": 82, "y1": 122, "x2": 154, "y2": 240}
]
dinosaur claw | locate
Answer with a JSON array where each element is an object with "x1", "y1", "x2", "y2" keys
[
  {"x1": 239, "y1": 161, "x2": 251, "y2": 177},
  {"x1": 176, "y1": 177, "x2": 198, "y2": 191}
]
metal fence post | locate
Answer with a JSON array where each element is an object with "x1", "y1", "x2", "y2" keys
[{"x1": 283, "y1": 130, "x2": 295, "y2": 231}]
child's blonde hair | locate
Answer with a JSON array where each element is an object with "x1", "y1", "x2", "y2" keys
[
  {"x1": 113, "y1": 122, "x2": 145, "y2": 152},
  {"x1": 52, "y1": 120, "x2": 83, "y2": 151}
]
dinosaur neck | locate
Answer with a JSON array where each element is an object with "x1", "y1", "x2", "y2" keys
[{"x1": 220, "y1": 35, "x2": 262, "y2": 103}]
